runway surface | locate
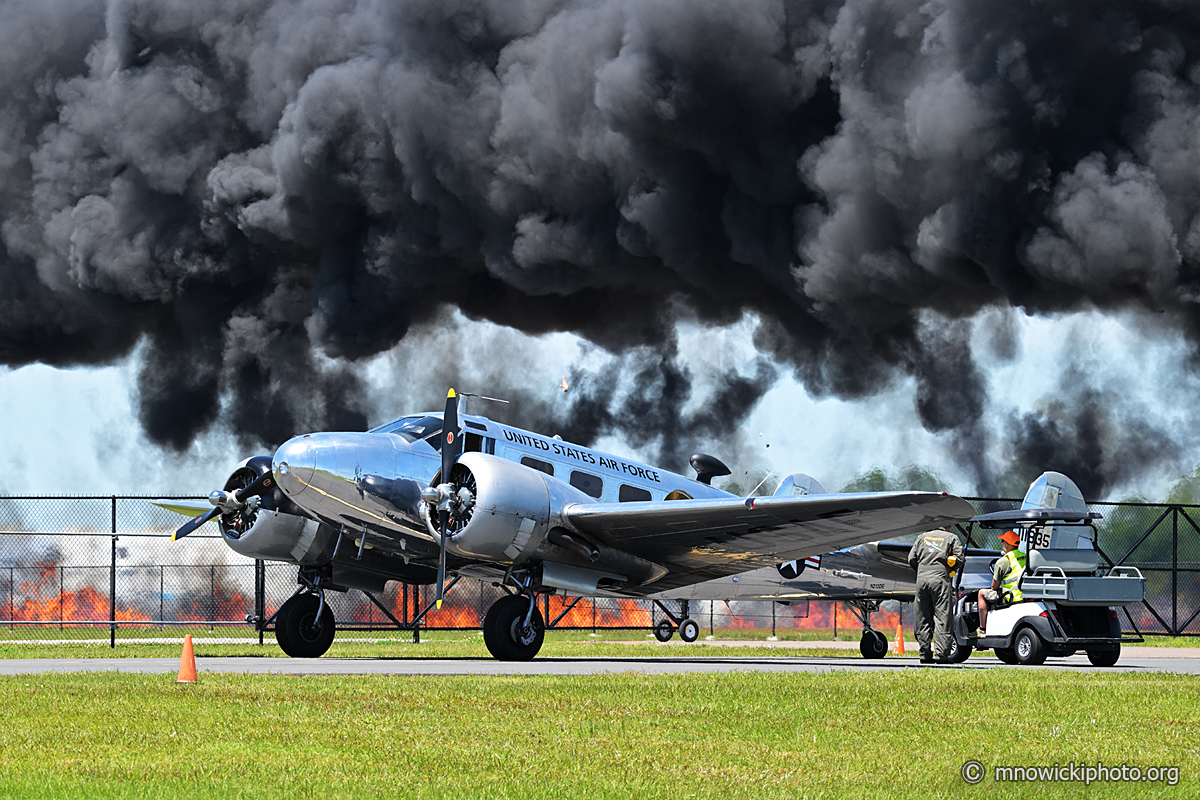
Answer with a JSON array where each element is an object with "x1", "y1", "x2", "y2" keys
[{"x1": 2, "y1": 650, "x2": 1198, "y2": 676}]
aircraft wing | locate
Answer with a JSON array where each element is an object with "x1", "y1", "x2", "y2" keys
[
  {"x1": 564, "y1": 491, "x2": 975, "y2": 593},
  {"x1": 153, "y1": 499, "x2": 212, "y2": 518}
]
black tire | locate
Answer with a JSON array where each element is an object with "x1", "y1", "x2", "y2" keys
[
  {"x1": 276, "y1": 593, "x2": 335, "y2": 658},
  {"x1": 653, "y1": 619, "x2": 675, "y2": 642},
  {"x1": 1013, "y1": 627, "x2": 1047, "y2": 666},
  {"x1": 678, "y1": 618, "x2": 700, "y2": 643},
  {"x1": 484, "y1": 595, "x2": 545, "y2": 661},
  {"x1": 1087, "y1": 646, "x2": 1120, "y2": 667},
  {"x1": 994, "y1": 647, "x2": 1019, "y2": 665},
  {"x1": 859, "y1": 630, "x2": 888, "y2": 659},
  {"x1": 947, "y1": 637, "x2": 972, "y2": 663}
]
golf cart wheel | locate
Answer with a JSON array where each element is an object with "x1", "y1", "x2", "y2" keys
[
  {"x1": 994, "y1": 647, "x2": 1018, "y2": 665},
  {"x1": 1013, "y1": 627, "x2": 1047, "y2": 666},
  {"x1": 1086, "y1": 646, "x2": 1120, "y2": 667},
  {"x1": 947, "y1": 637, "x2": 972, "y2": 663}
]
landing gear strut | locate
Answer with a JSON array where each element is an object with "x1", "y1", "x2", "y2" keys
[
  {"x1": 844, "y1": 600, "x2": 889, "y2": 659},
  {"x1": 651, "y1": 600, "x2": 700, "y2": 643}
]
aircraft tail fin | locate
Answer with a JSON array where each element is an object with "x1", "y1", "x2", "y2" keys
[
  {"x1": 1020, "y1": 472, "x2": 1091, "y2": 549},
  {"x1": 774, "y1": 473, "x2": 826, "y2": 497}
]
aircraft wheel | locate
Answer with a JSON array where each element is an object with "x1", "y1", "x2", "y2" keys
[
  {"x1": 653, "y1": 619, "x2": 675, "y2": 642},
  {"x1": 859, "y1": 630, "x2": 887, "y2": 659},
  {"x1": 678, "y1": 618, "x2": 700, "y2": 643},
  {"x1": 947, "y1": 637, "x2": 971, "y2": 663},
  {"x1": 485, "y1": 595, "x2": 545, "y2": 661},
  {"x1": 994, "y1": 647, "x2": 1018, "y2": 665},
  {"x1": 276, "y1": 593, "x2": 335, "y2": 658},
  {"x1": 1013, "y1": 627, "x2": 1047, "y2": 666},
  {"x1": 1086, "y1": 646, "x2": 1120, "y2": 667}
]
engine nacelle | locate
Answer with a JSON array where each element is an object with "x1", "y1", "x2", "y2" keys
[
  {"x1": 425, "y1": 452, "x2": 595, "y2": 564},
  {"x1": 214, "y1": 455, "x2": 332, "y2": 564}
]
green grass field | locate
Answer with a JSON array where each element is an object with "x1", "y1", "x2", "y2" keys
[
  {"x1": 0, "y1": 670, "x2": 1194, "y2": 799},
  {"x1": 0, "y1": 628, "x2": 869, "y2": 660}
]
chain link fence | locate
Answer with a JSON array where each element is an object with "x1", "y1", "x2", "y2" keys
[{"x1": 0, "y1": 495, "x2": 1196, "y2": 646}]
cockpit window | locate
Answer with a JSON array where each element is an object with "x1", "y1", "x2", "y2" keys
[{"x1": 373, "y1": 415, "x2": 444, "y2": 445}]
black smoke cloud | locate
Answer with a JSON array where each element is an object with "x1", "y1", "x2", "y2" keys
[{"x1": 2, "y1": 0, "x2": 1200, "y2": 492}]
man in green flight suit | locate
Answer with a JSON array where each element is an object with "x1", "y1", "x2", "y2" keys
[
  {"x1": 977, "y1": 529, "x2": 1025, "y2": 638},
  {"x1": 907, "y1": 525, "x2": 966, "y2": 664}
]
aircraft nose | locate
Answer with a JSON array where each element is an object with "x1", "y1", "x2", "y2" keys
[{"x1": 273, "y1": 435, "x2": 318, "y2": 497}]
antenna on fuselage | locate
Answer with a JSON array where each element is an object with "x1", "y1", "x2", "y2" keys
[{"x1": 457, "y1": 392, "x2": 510, "y2": 416}]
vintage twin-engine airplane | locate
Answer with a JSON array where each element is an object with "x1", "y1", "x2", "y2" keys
[{"x1": 156, "y1": 390, "x2": 975, "y2": 660}]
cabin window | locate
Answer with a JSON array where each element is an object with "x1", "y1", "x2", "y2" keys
[
  {"x1": 664, "y1": 489, "x2": 693, "y2": 501},
  {"x1": 521, "y1": 457, "x2": 554, "y2": 476},
  {"x1": 619, "y1": 484, "x2": 651, "y2": 503},
  {"x1": 570, "y1": 471, "x2": 603, "y2": 498}
]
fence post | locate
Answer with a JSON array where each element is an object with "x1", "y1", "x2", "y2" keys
[
  {"x1": 110, "y1": 497, "x2": 117, "y2": 649},
  {"x1": 256, "y1": 559, "x2": 265, "y2": 646},
  {"x1": 1173, "y1": 507, "x2": 1179, "y2": 636},
  {"x1": 110, "y1": 535, "x2": 118, "y2": 649}
]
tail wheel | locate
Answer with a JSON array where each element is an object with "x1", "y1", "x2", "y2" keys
[
  {"x1": 1013, "y1": 627, "x2": 1047, "y2": 666},
  {"x1": 859, "y1": 630, "x2": 887, "y2": 659},
  {"x1": 276, "y1": 593, "x2": 335, "y2": 658},
  {"x1": 1087, "y1": 646, "x2": 1120, "y2": 667},
  {"x1": 653, "y1": 619, "x2": 675, "y2": 642}
]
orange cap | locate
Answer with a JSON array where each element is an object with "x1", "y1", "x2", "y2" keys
[{"x1": 998, "y1": 529, "x2": 1021, "y2": 546}]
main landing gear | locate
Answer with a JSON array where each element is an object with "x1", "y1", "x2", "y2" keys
[
  {"x1": 651, "y1": 600, "x2": 701, "y2": 643},
  {"x1": 481, "y1": 572, "x2": 547, "y2": 661},
  {"x1": 273, "y1": 574, "x2": 336, "y2": 658}
]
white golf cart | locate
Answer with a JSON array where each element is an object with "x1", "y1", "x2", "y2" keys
[{"x1": 949, "y1": 507, "x2": 1145, "y2": 666}]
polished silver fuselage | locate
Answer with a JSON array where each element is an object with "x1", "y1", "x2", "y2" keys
[{"x1": 230, "y1": 412, "x2": 730, "y2": 588}]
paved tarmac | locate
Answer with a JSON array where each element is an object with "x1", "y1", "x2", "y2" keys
[{"x1": 1, "y1": 648, "x2": 1197, "y2": 676}]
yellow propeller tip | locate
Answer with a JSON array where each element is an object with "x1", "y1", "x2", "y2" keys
[
  {"x1": 447, "y1": 388, "x2": 456, "y2": 398},
  {"x1": 436, "y1": 599, "x2": 442, "y2": 610}
]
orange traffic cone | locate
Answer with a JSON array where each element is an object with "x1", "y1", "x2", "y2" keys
[
  {"x1": 893, "y1": 623, "x2": 906, "y2": 656},
  {"x1": 177, "y1": 634, "x2": 198, "y2": 684}
]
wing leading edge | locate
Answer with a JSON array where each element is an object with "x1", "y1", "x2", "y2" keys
[{"x1": 563, "y1": 491, "x2": 976, "y2": 594}]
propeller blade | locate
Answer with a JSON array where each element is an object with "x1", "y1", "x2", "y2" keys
[
  {"x1": 434, "y1": 388, "x2": 461, "y2": 611},
  {"x1": 441, "y1": 388, "x2": 461, "y2": 485},
  {"x1": 436, "y1": 509, "x2": 449, "y2": 609},
  {"x1": 172, "y1": 507, "x2": 220, "y2": 541}
]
